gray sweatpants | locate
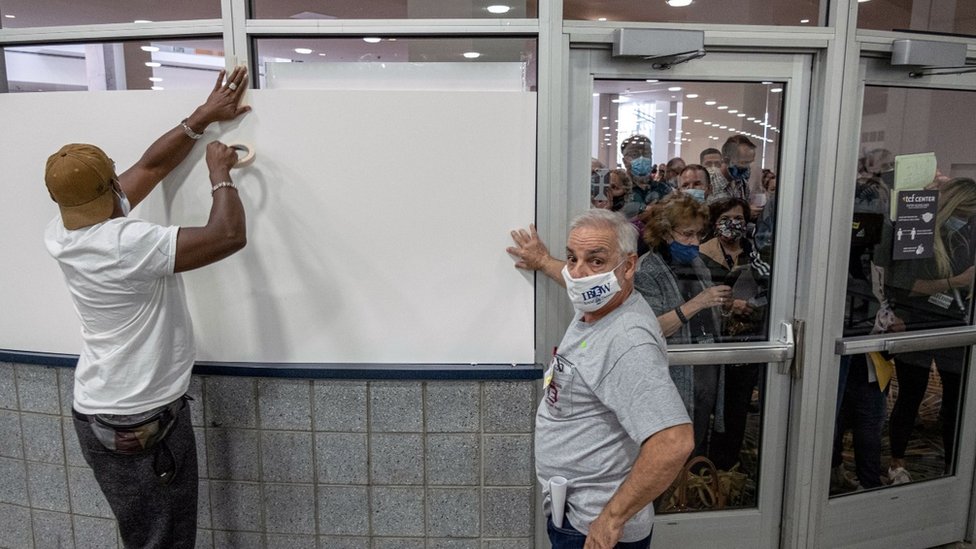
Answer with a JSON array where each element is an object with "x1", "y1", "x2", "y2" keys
[{"x1": 73, "y1": 402, "x2": 198, "y2": 549}]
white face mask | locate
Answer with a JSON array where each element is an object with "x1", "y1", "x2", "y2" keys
[
  {"x1": 561, "y1": 260, "x2": 625, "y2": 313},
  {"x1": 115, "y1": 188, "x2": 131, "y2": 216}
]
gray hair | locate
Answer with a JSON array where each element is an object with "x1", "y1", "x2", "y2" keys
[{"x1": 569, "y1": 209, "x2": 638, "y2": 255}]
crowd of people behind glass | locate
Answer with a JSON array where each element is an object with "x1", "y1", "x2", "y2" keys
[
  {"x1": 834, "y1": 148, "x2": 976, "y2": 494},
  {"x1": 590, "y1": 134, "x2": 777, "y2": 509}
]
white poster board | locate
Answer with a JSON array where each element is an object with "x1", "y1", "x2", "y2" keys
[{"x1": 0, "y1": 89, "x2": 536, "y2": 365}]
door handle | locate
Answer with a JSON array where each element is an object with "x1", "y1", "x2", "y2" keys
[{"x1": 667, "y1": 321, "x2": 798, "y2": 366}]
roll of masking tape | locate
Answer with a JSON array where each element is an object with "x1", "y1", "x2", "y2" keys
[{"x1": 229, "y1": 143, "x2": 255, "y2": 168}]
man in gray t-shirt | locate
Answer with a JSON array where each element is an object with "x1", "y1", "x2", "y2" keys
[{"x1": 519, "y1": 209, "x2": 693, "y2": 548}]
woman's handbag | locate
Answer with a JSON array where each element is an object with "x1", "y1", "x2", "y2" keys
[{"x1": 657, "y1": 457, "x2": 749, "y2": 512}]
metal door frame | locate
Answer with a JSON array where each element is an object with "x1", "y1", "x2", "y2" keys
[
  {"x1": 818, "y1": 54, "x2": 976, "y2": 548},
  {"x1": 561, "y1": 46, "x2": 812, "y2": 548}
]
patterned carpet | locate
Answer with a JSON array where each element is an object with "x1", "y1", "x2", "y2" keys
[{"x1": 833, "y1": 363, "x2": 952, "y2": 495}]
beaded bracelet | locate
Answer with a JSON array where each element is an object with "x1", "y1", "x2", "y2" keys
[{"x1": 210, "y1": 181, "x2": 237, "y2": 195}]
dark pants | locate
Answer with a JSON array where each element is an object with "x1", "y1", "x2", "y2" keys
[
  {"x1": 73, "y1": 402, "x2": 198, "y2": 549},
  {"x1": 889, "y1": 349, "x2": 963, "y2": 473},
  {"x1": 831, "y1": 354, "x2": 886, "y2": 488},
  {"x1": 709, "y1": 363, "x2": 761, "y2": 470},
  {"x1": 547, "y1": 516, "x2": 651, "y2": 549},
  {"x1": 691, "y1": 365, "x2": 720, "y2": 458}
]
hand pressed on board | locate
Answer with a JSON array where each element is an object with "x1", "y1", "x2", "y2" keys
[
  {"x1": 190, "y1": 67, "x2": 252, "y2": 130},
  {"x1": 508, "y1": 224, "x2": 552, "y2": 271}
]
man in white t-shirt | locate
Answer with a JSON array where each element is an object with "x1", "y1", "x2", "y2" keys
[{"x1": 44, "y1": 66, "x2": 251, "y2": 549}]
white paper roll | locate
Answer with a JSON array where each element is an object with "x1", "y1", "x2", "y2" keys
[
  {"x1": 229, "y1": 143, "x2": 255, "y2": 168},
  {"x1": 549, "y1": 476, "x2": 568, "y2": 528}
]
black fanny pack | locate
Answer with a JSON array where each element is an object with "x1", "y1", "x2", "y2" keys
[{"x1": 74, "y1": 395, "x2": 189, "y2": 455}]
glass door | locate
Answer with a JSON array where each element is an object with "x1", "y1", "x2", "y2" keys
[
  {"x1": 567, "y1": 46, "x2": 812, "y2": 548},
  {"x1": 827, "y1": 56, "x2": 976, "y2": 548}
]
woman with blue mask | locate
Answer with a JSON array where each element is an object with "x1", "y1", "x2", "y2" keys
[
  {"x1": 884, "y1": 177, "x2": 976, "y2": 484},
  {"x1": 633, "y1": 193, "x2": 733, "y2": 460}
]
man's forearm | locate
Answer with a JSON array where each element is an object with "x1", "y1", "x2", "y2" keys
[
  {"x1": 120, "y1": 121, "x2": 205, "y2": 207},
  {"x1": 593, "y1": 424, "x2": 694, "y2": 533},
  {"x1": 540, "y1": 256, "x2": 567, "y2": 287}
]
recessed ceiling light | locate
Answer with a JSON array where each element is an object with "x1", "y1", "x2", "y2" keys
[
  {"x1": 693, "y1": 119, "x2": 702, "y2": 123},
  {"x1": 151, "y1": 86, "x2": 164, "y2": 91},
  {"x1": 487, "y1": 5, "x2": 511, "y2": 13},
  {"x1": 666, "y1": 0, "x2": 693, "y2": 6},
  {"x1": 140, "y1": 46, "x2": 159, "y2": 52},
  {"x1": 4, "y1": 14, "x2": 14, "y2": 18},
  {"x1": 598, "y1": 17, "x2": 607, "y2": 21},
  {"x1": 705, "y1": 100, "x2": 717, "y2": 105},
  {"x1": 645, "y1": 79, "x2": 659, "y2": 83},
  {"x1": 463, "y1": 51, "x2": 481, "y2": 59},
  {"x1": 737, "y1": 113, "x2": 746, "y2": 117},
  {"x1": 728, "y1": 109, "x2": 738, "y2": 113},
  {"x1": 610, "y1": 98, "x2": 628, "y2": 103},
  {"x1": 318, "y1": 53, "x2": 327, "y2": 56},
  {"x1": 747, "y1": 117, "x2": 755, "y2": 121},
  {"x1": 681, "y1": 116, "x2": 689, "y2": 119},
  {"x1": 771, "y1": 87, "x2": 783, "y2": 93},
  {"x1": 685, "y1": 93, "x2": 699, "y2": 98},
  {"x1": 718, "y1": 105, "x2": 729, "y2": 110},
  {"x1": 668, "y1": 112, "x2": 678, "y2": 116},
  {"x1": 133, "y1": 19, "x2": 152, "y2": 23},
  {"x1": 720, "y1": 125, "x2": 728, "y2": 129},
  {"x1": 363, "y1": 37, "x2": 382, "y2": 43},
  {"x1": 145, "y1": 62, "x2": 161, "y2": 68},
  {"x1": 148, "y1": 77, "x2": 163, "y2": 82},
  {"x1": 800, "y1": 19, "x2": 810, "y2": 23},
  {"x1": 668, "y1": 86, "x2": 682, "y2": 92},
  {"x1": 294, "y1": 48, "x2": 313, "y2": 54}
]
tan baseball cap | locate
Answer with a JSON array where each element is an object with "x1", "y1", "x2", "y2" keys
[{"x1": 45, "y1": 143, "x2": 117, "y2": 230}]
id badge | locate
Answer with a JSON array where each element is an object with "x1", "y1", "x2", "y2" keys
[{"x1": 928, "y1": 292, "x2": 953, "y2": 310}]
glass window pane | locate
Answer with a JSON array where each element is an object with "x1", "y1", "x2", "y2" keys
[
  {"x1": 843, "y1": 86, "x2": 976, "y2": 336},
  {"x1": 857, "y1": 0, "x2": 976, "y2": 37},
  {"x1": 249, "y1": 0, "x2": 537, "y2": 19},
  {"x1": 2, "y1": 39, "x2": 224, "y2": 92},
  {"x1": 565, "y1": 0, "x2": 822, "y2": 26},
  {"x1": 830, "y1": 348, "x2": 968, "y2": 496},
  {"x1": 252, "y1": 37, "x2": 537, "y2": 91},
  {"x1": 594, "y1": 79, "x2": 784, "y2": 342},
  {"x1": 0, "y1": 1, "x2": 220, "y2": 27},
  {"x1": 655, "y1": 363, "x2": 767, "y2": 512},
  {"x1": 590, "y1": 80, "x2": 784, "y2": 514}
]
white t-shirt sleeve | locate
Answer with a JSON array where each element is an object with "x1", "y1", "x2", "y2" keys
[{"x1": 116, "y1": 220, "x2": 179, "y2": 283}]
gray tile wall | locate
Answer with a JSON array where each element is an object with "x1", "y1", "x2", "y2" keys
[{"x1": 0, "y1": 363, "x2": 538, "y2": 548}]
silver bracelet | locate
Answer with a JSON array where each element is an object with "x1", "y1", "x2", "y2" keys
[
  {"x1": 180, "y1": 118, "x2": 203, "y2": 140},
  {"x1": 210, "y1": 181, "x2": 237, "y2": 195}
]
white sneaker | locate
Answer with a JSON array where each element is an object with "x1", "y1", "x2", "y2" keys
[
  {"x1": 831, "y1": 465, "x2": 860, "y2": 492},
  {"x1": 888, "y1": 466, "x2": 912, "y2": 485}
]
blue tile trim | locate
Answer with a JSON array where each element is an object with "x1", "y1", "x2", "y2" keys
[{"x1": 0, "y1": 349, "x2": 542, "y2": 380}]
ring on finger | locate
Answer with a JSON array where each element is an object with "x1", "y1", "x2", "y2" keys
[{"x1": 228, "y1": 82, "x2": 238, "y2": 91}]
